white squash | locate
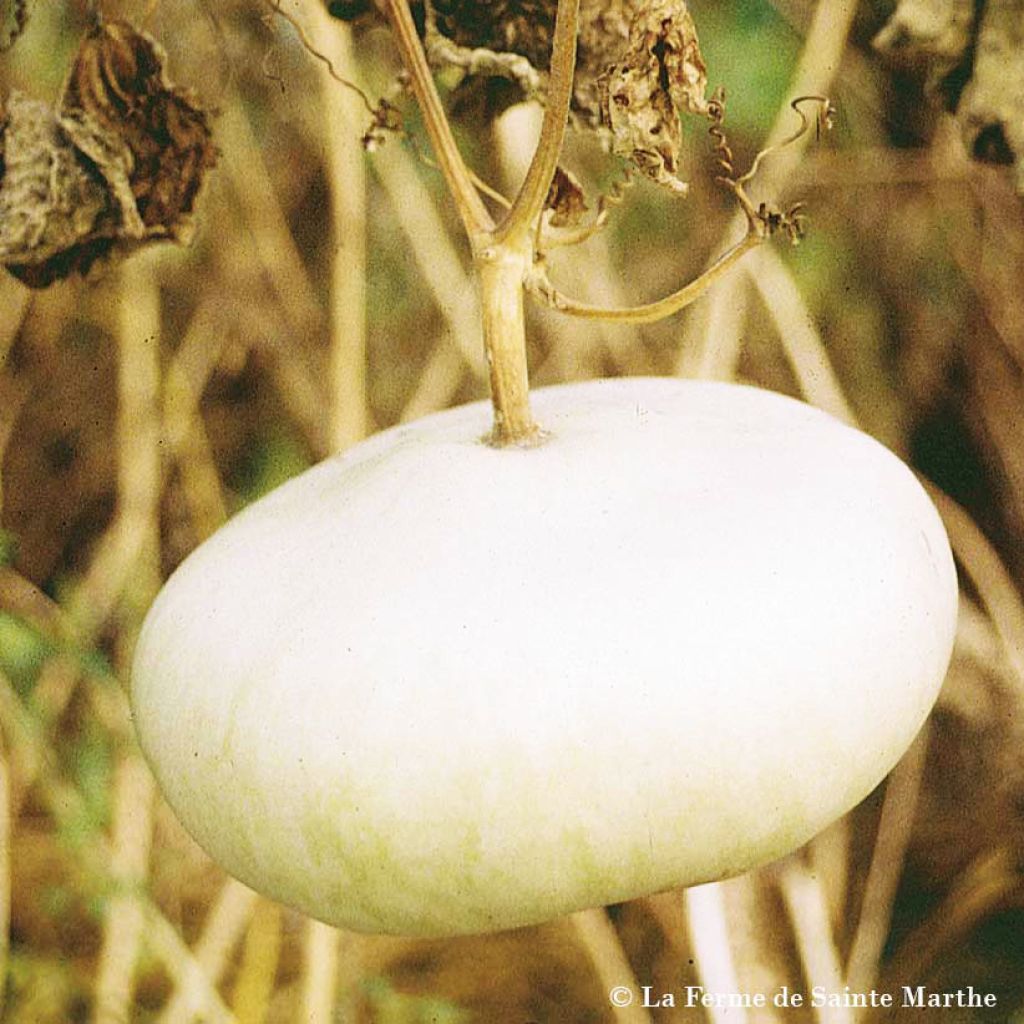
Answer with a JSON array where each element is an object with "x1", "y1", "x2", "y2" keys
[{"x1": 131, "y1": 377, "x2": 957, "y2": 936}]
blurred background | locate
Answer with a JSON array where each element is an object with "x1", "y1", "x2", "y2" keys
[{"x1": 1, "y1": 0, "x2": 1023, "y2": 1020}]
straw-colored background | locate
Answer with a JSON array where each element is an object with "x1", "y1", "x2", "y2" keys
[{"x1": 1, "y1": 0, "x2": 1022, "y2": 1020}]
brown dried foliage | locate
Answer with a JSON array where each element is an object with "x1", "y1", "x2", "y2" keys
[
  {"x1": 343, "y1": 0, "x2": 713, "y2": 193},
  {"x1": 600, "y1": 0, "x2": 709, "y2": 194},
  {"x1": 0, "y1": 19, "x2": 216, "y2": 288},
  {"x1": 544, "y1": 164, "x2": 587, "y2": 227},
  {"x1": 874, "y1": 0, "x2": 1024, "y2": 190}
]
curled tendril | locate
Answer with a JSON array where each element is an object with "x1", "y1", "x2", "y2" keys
[
  {"x1": 263, "y1": 0, "x2": 386, "y2": 125},
  {"x1": 704, "y1": 92, "x2": 834, "y2": 244},
  {"x1": 707, "y1": 86, "x2": 736, "y2": 182},
  {"x1": 735, "y1": 94, "x2": 836, "y2": 186}
]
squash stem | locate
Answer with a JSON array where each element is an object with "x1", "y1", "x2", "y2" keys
[
  {"x1": 476, "y1": 243, "x2": 541, "y2": 446},
  {"x1": 381, "y1": 0, "x2": 583, "y2": 444}
]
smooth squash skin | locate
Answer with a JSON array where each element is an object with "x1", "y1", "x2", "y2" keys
[{"x1": 131, "y1": 377, "x2": 958, "y2": 936}]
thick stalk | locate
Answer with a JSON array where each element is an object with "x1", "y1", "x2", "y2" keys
[
  {"x1": 494, "y1": 0, "x2": 581, "y2": 248},
  {"x1": 477, "y1": 244, "x2": 539, "y2": 445},
  {"x1": 381, "y1": 0, "x2": 493, "y2": 240},
  {"x1": 381, "y1": 0, "x2": 582, "y2": 443}
]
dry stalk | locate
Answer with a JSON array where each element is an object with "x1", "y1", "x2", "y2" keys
[
  {"x1": 676, "y1": 269, "x2": 750, "y2": 380},
  {"x1": 683, "y1": 883, "x2": 749, "y2": 1024},
  {"x1": 91, "y1": 256, "x2": 163, "y2": 1022},
  {"x1": 66, "y1": 259, "x2": 163, "y2": 642},
  {"x1": 92, "y1": 755, "x2": 157, "y2": 1024},
  {"x1": 231, "y1": 898, "x2": 283, "y2": 1023},
  {"x1": 301, "y1": 1, "x2": 370, "y2": 452},
  {"x1": 881, "y1": 847, "x2": 1019, "y2": 991},
  {"x1": 775, "y1": 859, "x2": 852, "y2": 1024},
  {"x1": 158, "y1": 879, "x2": 259, "y2": 1024},
  {"x1": 926, "y1": 486, "x2": 1024, "y2": 698},
  {"x1": 0, "y1": 669, "x2": 47, "y2": 804},
  {"x1": 174, "y1": 416, "x2": 228, "y2": 542},
  {"x1": 0, "y1": 731, "x2": 9, "y2": 1023},
  {"x1": 0, "y1": 665, "x2": 49, "y2": 820},
  {"x1": 399, "y1": 344, "x2": 470, "y2": 423},
  {"x1": 0, "y1": 666, "x2": 233, "y2": 1023},
  {"x1": 370, "y1": 130, "x2": 487, "y2": 383},
  {"x1": 808, "y1": 817, "x2": 852, "y2": 941},
  {"x1": 719, "y1": 875, "x2": 789, "y2": 1024},
  {"x1": 746, "y1": 245, "x2": 857, "y2": 425},
  {"x1": 219, "y1": 101, "x2": 324, "y2": 338},
  {"x1": 145, "y1": 906, "x2": 237, "y2": 1024},
  {"x1": 569, "y1": 907, "x2": 653, "y2": 1024},
  {"x1": 649, "y1": 884, "x2": 787, "y2": 1023},
  {"x1": 250, "y1": 326, "x2": 331, "y2": 458},
  {"x1": 29, "y1": 654, "x2": 81, "y2": 726},
  {"x1": 0, "y1": 566, "x2": 66, "y2": 638},
  {"x1": 161, "y1": 298, "x2": 228, "y2": 452},
  {"x1": 162, "y1": 298, "x2": 230, "y2": 539},
  {"x1": 299, "y1": 920, "x2": 341, "y2": 1024},
  {"x1": 0, "y1": 380, "x2": 27, "y2": 522},
  {"x1": 845, "y1": 727, "x2": 931, "y2": 997},
  {"x1": 217, "y1": 103, "x2": 331, "y2": 456}
]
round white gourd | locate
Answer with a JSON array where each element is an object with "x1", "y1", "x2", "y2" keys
[{"x1": 131, "y1": 377, "x2": 957, "y2": 937}]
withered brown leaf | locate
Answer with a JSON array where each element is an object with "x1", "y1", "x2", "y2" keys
[
  {"x1": 0, "y1": 93, "x2": 120, "y2": 287},
  {"x1": 545, "y1": 165, "x2": 588, "y2": 228},
  {"x1": 0, "y1": 18, "x2": 216, "y2": 288},
  {"x1": 875, "y1": 0, "x2": 1024, "y2": 190},
  {"x1": 601, "y1": 0, "x2": 709, "y2": 195}
]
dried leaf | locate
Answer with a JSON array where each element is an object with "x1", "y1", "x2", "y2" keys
[
  {"x1": 0, "y1": 18, "x2": 216, "y2": 288},
  {"x1": 601, "y1": 0, "x2": 709, "y2": 195},
  {"x1": 429, "y1": 0, "x2": 557, "y2": 69},
  {"x1": 957, "y1": 0, "x2": 1024, "y2": 189},
  {"x1": 872, "y1": 0, "x2": 975, "y2": 100},
  {"x1": 574, "y1": 3, "x2": 638, "y2": 123},
  {"x1": 874, "y1": 0, "x2": 1024, "y2": 190},
  {"x1": 0, "y1": 93, "x2": 119, "y2": 288},
  {"x1": 398, "y1": 1, "x2": 646, "y2": 123},
  {"x1": 545, "y1": 166, "x2": 588, "y2": 228}
]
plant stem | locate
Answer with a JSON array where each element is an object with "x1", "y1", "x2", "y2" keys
[
  {"x1": 381, "y1": 0, "x2": 493, "y2": 241},
  {"x1": 529, "y1": 231, "x2": 764, "y2": 324},
  {"x1": 473, "y1": 0, "x2": 581, "y2": 442},
  {"x1": 494, "y1": 0, "x2": 581, "y2": 248},
  {"x1": 305, "y1": 4, "x2": 370, "y2": 452},
  {"x1": 382, "y1": 0, "x2": 584, "y2": 444},
  {"x1": 477, "y1": 243, "x2": 540, "y2": 445}
]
